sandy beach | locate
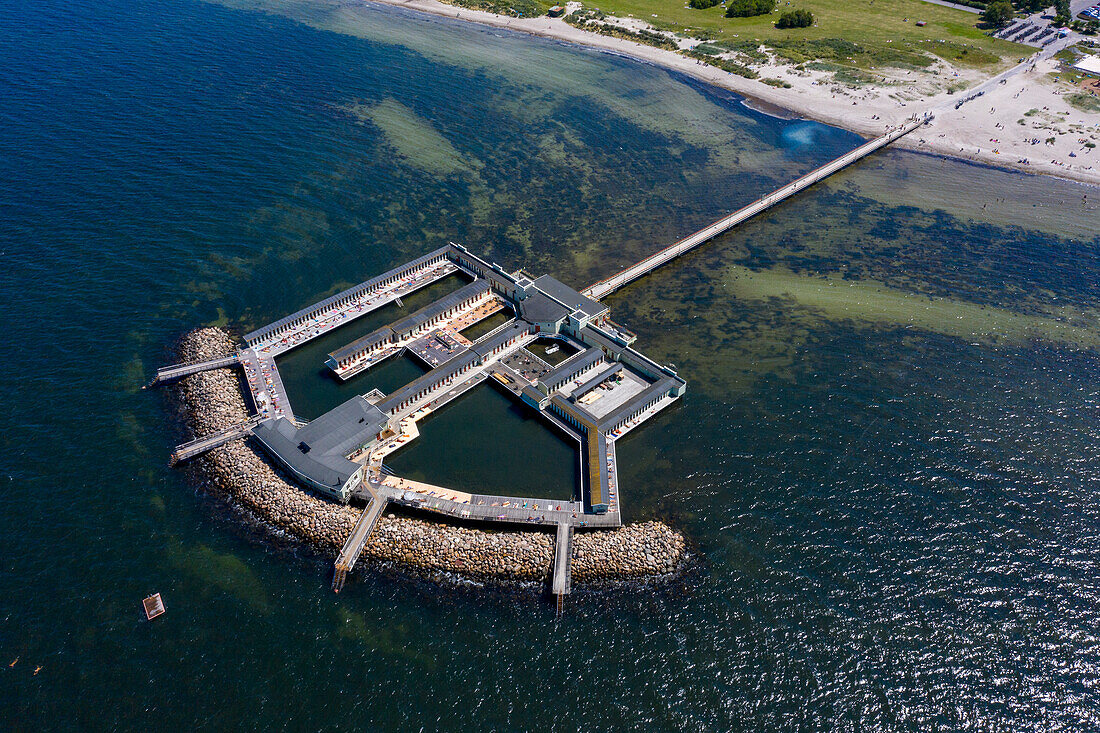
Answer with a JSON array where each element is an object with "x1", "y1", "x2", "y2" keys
[{"x1": 369, "y1": 0, "x2": 1100, "y2": 187}]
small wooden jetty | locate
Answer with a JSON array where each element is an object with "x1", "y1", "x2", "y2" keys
[
  {"x1": 552, "y1": 522, "x2": 573, "y2": 616},
  {"x1": 332, "y1": 494, "x2": 390, "y2": 592},
  {"x1": 149, "y1": 354, "x2": 240, "y2": 386},
  {"x1": 169, "y1": 416, "x2": 262, "y2": 466}
]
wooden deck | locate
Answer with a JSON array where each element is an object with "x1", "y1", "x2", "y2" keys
[
  {"x1": 584, "y1": 116, "x2": 931, "y2": 300},
  {"x1": 170, "y1": 416, "x2": 262, "y2": 465},
  {"x1": 552, "y1": 522, "x2": 573, "y2": 597},
  {"x1": 332, "y1": 494, "x2": 390, "y2": 593},
  {"x1": 149, "y1": 354, "x2": 240, "y2": 386}
]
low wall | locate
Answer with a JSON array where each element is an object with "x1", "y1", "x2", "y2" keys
[{"x1": 174, "y1": 327, "x2": 687, "y2": 586}]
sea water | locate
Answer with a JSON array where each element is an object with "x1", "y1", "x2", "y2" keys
[{"x1": 3, "y1": 0, "x2": 1100, "y2": 728}]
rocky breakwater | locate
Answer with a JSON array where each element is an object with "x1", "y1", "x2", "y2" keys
[{"x1": 173, "y1": 327, "x2": 689, "y2": 587}]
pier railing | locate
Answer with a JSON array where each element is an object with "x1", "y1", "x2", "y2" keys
[
  {"x1": 149, "y1": 354, "x2": 241, "y2": 387},
  {"x1": 583, "y1": 115, "x2": 931, "y2": 300},
  {"x1": 332, "y1": 495, "x2": 389, "y2": 593}
]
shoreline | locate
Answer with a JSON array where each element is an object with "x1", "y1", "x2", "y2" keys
[
  {"x1": 173, "y1": 327, "x2": 690, "y2": 590},
  {"x1": 366, "y1": 0, "x2": 1100, "y2": 188}
]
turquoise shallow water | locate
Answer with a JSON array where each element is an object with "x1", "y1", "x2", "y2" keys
[{"x1": 4, "y1": 0, "x2": 1100, "y2": 729}]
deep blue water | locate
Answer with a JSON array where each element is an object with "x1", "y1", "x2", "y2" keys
[{"x1": 4, "y1": 0, "x2": 1100, "y2": 729}]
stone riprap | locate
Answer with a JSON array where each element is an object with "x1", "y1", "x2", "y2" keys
[{"x1": 173, "y1": 327, "x2": 687, "y2": 586}]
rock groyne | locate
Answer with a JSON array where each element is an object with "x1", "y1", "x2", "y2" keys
[{"x1": 173, "y1": 327, "x2": 687, "y2": 586}]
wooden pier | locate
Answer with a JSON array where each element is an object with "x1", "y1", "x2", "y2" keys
[
  {"x1": 332, "y1": 494, "x2": 389, "y2": 593},
  {"x1": 383, "y1": 476, "x2": 614, "y2": 528},
  {"x1": 583, "y1": 116, "x2": 931, "y2": 300},
  {"x1": 552, "y1": 522, "x2": 573, "y2": 615},
  {"x1": 169, "y1": 416, "x2": 262, "y2": 465},
  {"x1": 149, "y1": 354, "x2": 240, "y2": 386}
]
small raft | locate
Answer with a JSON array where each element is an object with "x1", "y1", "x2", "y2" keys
[{"x1": 143, "y1": 593, "x2": 165, "y2": 620}]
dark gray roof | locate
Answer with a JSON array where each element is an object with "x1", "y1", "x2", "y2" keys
[
  {"x1": 471, "y1": 322, "x2": 531, "y2": 359},
  {"x1": 375, "y1": 350, "x2": 481, "y2": 414},
  {"x1": 252, "y1": 418, "x2": 356, "y2": 489},
  {"x1": 596, "y1": 376, "x2": 679, "y2": 431},
  {"x1": 521, "y1": 384, "x2": 547, "y2": 407},
  {"x1": 532, "y1": 275, "x2": 607, "y2": 320},
  {"x1": 252, "y1": 397, "x2": 388, "y2": 491},
  {"x1": 294, "y1": 397, "x2": 390, "y2": 456},
  {"x1": 517, "y1": 290, "x2": 570, "y2": 325},
  {"x1": 246, "y1": 246, "x2": 451, "y2": 343},
  {"x1": 329, "y1": 327, "x2": 394, "y2": 363},
  {"x1": 375, "y1": 322, "x2": 530, "y2": 414},
  {"x1": 578, "y1": 325, "x2": 626, "y2": 354},
  {"x1": 390, "y1": 279, "x2": 490, "y2": 336},
  {"x1": 446, "y1": 244, "x2": 519, "y2": 292},
  {"x1": 540, "y1": 348, "x2": 604, "y2": 388}
]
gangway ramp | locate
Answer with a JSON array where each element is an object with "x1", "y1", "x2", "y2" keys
[
  {"x1": 552, "y1": 521, "x2": 573, "y2": 616},
  {"x1": 332, "y1": 495, "x2": 389, "y2": 593},
  {"x1": 584, "y1": 116, "x2": 931, "y2": 300},
  {"x1": 150, "y1": 354, "x2": 240, "y2": 386},
  {"x1": 170, "y1": 416, "x2": 262, "y2": 465}
]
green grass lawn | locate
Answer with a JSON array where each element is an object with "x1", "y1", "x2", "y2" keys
[{"x1": 573, "y1": 0, "x2": 1032, "y2": 69}]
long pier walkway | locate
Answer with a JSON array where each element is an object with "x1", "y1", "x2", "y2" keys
[
  {"x1": 170, "y1": 415, "x2": 263, "y2": 465},
  {"x1": 583, "y1": 115, "x2": 930, "y2": 300},
  {"x1": 332, "y1": 493, "x2": 390, "y2": 593}
]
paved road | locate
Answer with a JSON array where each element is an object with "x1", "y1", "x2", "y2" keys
[
  {"x1": 931, "y1": 30, "x2": 1078, "y2": 115},
  {"x1": 918, "y1": 0, "x2": 981, "y2": 14},
  {"x1": 1071, "y1": 0, "x2": 1096, "y2": 16}
]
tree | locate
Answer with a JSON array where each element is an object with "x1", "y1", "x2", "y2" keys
[
  {"x1": 725, "y1": 0, "x2": 775, "y2": 18},
  {"x1": 690, "y1": 0, "x2": 721, "y2": 8},
  {"x1": 982, "y1": 0, "x2": 1015, "y2": 26},
  {"x1": 776, "y1": 8, "x2": 814, "y2": 28},
  {"x1": 1053, "y1": 0, "x2": 1071, "y2": 25},
  {"x1": 1014, "y1": 0, "x2": 1046, "y2": 12}
]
